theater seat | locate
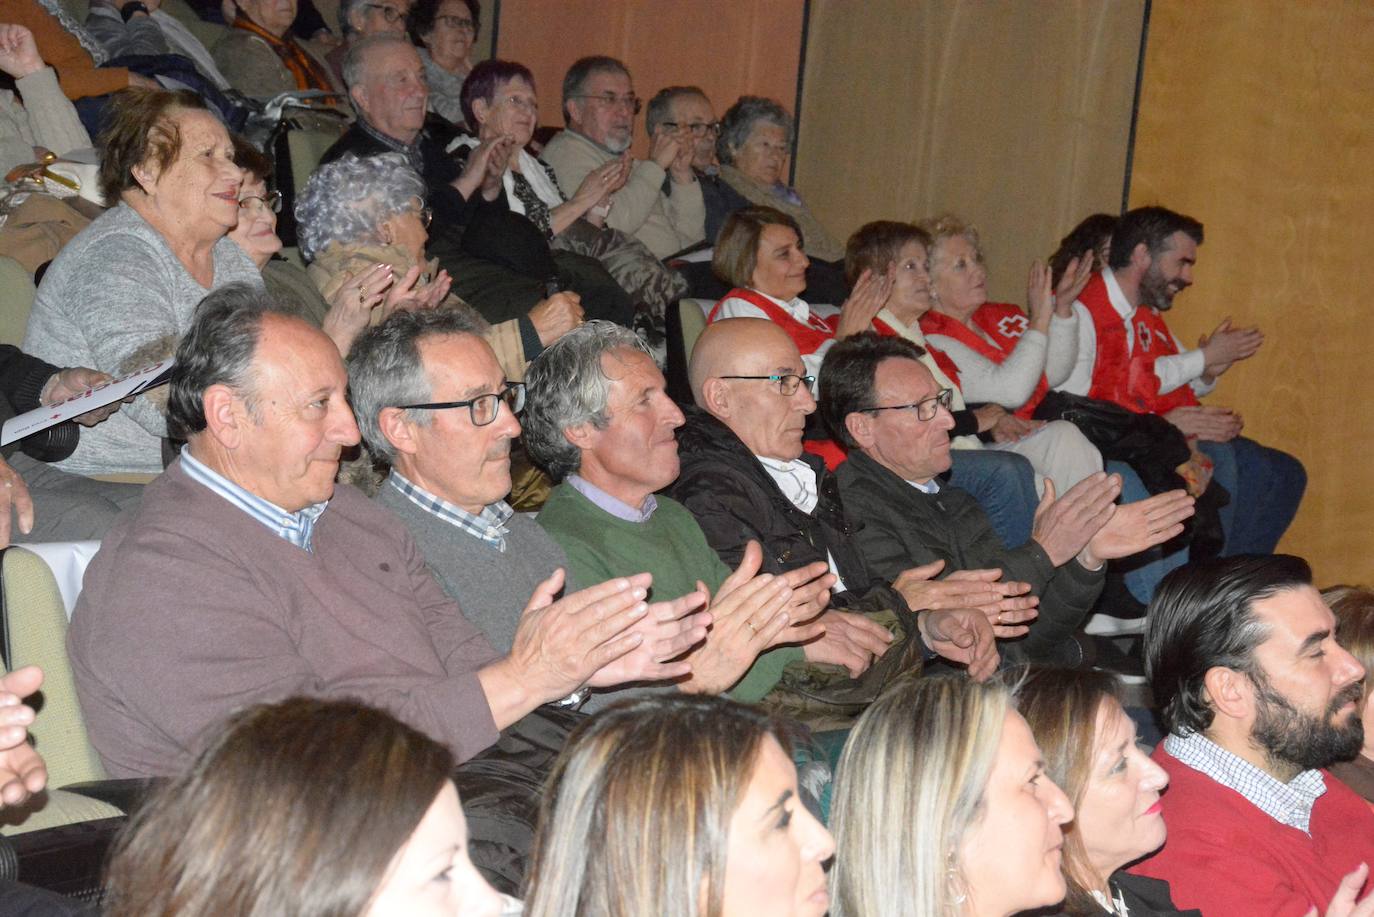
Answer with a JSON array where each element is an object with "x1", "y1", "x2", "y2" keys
[{"x1": 0, "y1": 256, "x2": 36, "y2": 348}]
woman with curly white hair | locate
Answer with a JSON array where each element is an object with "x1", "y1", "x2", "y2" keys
[{"x1": 295, "y1": 151, "x2": 543, "y2": 376}]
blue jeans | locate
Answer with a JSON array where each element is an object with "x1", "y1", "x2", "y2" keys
[
  {"x1": 1198, "y1": 436, "x2": 1307, "y2": 555},
  {"x1": 948, "y1": 449, "x2": 1038, "y2": 548},
  {"x1": 1109, "y1": 461, "x2": 1190, "y2": 604}
]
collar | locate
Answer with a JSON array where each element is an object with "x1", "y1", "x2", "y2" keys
[
  {"x1": 357, "y1": 118, "x2": 425, "y2": 174},
  {"x1": 233, "y1": 11, "x2": 294, "y2": 49},
  {"x1": 749, "y1": 288, "x2": 817, "y2": 326},
  {"x1": 906, "y1": 476, "x2": 941, "y2": 494},
  {"x1": 567, "y1": 474, "x2": 657, "y2": 523},
  {"x1": 387, "y1": 471, "x2": 513, "y2": 552},
  {"x1": 756, "y1": 455, "x2": 819, "y2": 514},
  {"x1": 562, "y1": 128, "x2": 623, "y2": 158},
  {"x1": 1164, "y1": 731, "x2": 1327, "y2": 834},
  {"x1": 180, "y1": 449, "x2": 329, "y2": 552},
  {"x1": 1103, "y1": 268, "x2": 1136, "y2": 320}
]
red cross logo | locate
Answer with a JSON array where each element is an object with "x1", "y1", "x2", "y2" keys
[
  {"x1": 998, "y1": 314, "x2": 1029, "y2": 338},
  {"x1": 1136, "y1": 321, "x2": 1154, "y2": 352}
]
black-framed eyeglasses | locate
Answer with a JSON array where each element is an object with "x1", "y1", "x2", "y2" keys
[
  {"x1": 719, "y1": 374, "x2": 815, "y2": 396},
  {"x1": 397, "y1": 381, "x2": 525, "y2": 426},
  {"x1": 239, "y1": 190, "x2": 283, "y2": 214},
  {"x1": 417, "y1": 206, "x2": 433, "y2": 229},
  {"x1": 364, "y1": 2, "x2": 405, "y2": 22},
  {"x1": 659, "y1": 120, "x2": 721, "y2": 137},
  {"x1": 863, "y1": 388, "x2": 954, "y2": 421},
  {"x1": 571, "y1": 92, "x2": 642, "y2": 115}
]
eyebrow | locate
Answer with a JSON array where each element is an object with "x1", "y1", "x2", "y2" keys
[
  {"x1": 762, "y1": 788, "x2": 793, "y2": 821},
  {"x1": 1298, "y1": 628, "x2": 1331, "y2": 654},
  {"x1": 460, "y1": 380, "x2": 500, "y2": 399}
]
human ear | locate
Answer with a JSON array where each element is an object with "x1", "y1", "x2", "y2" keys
[
  {"x1": 1203, "y1": 666, "x2": 1253, "y2": 721},
  {"x1": 563, "y1": 421, "x2": 596, "y2": 451},
  {"x1": 202, "y1": 383, "x2": 244, "y2": 449},
  {"x1": 1131, "y1": 241, "x2": 1152, "y2": 272},
  {"x1": 845, "y1": 411, "x2": 874, "y2": 450},
  {"x1": 699, "y1": 377, "x2": 731, "y2": 417},
  {"x1": 378, "y1": 406, "x2": 417, "y2": 456}
]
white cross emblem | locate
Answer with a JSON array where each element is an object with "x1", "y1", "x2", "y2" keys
[
  {"x1": 997, "y1": 314, "x2": 1029, "y2": 338},
  {"x1": 1136, "y1": 321, "x2": 1154, "y2": 352}
]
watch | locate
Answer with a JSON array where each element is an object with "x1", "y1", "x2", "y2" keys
[{"x1": 121, "y1": 2, "x2": 150, "y2": 21}]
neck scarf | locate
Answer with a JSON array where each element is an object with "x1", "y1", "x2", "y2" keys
[{"x1": 233, "y1": 13, "x2": 333, "y2": 92}]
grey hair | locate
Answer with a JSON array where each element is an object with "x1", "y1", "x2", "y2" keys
[
  {"x1": 295, "y1": 152, "x2": 426, "y2": 262},
  {"x1": 522, "y1": 321, "x2": 649, "y2": 481},
  {"x1": 341, "y1": 34, "x2": 415, "y2": 91},
  {"x1": 716, "y1": 95, "x2": 792, "y2": 166},
  {"x1": 166, "y1": 283, "x2": 296, "y2": 442},
  {"x1": 560, "y1": 55, "x2": 630, "y2": 125},
  {"x1": 645, "y1": 85, "x2": 707, "y2": 137},
  {"x1": 346, "y1": 308, "x2": 489, "y2": 463}
]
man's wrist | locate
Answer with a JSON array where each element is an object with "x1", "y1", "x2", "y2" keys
[
  {"x1": 38, "y1": 372, "x2": 60, "y2": 406},
  {"x1": 121, "y1": 2, "x2": 150, "y2": 21}
]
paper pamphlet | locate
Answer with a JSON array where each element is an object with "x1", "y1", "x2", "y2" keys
[{"x1": 0, "y1": 359, "x2": 174, "y2": 447}]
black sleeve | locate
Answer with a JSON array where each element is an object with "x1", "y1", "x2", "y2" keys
[
  {"x1": 0, "y1": 345, "x2": 58, "y2": 413},
  {"x1": 950, "y1": 408, "x2": 980, "y2": 439}
]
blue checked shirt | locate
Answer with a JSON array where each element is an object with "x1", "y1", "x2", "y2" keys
[
  {"x1": 387, "y1": 471, "x2": 513, "y2": 552},
  {"x1": 1165, "y1": 730, "x2": 1327, "y2": 834},
  {"x1": 181, "y1": 450, "x2": 329, "y2": 552}
]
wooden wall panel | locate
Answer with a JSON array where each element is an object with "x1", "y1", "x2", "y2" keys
[
  {"x1": 795, "y1": 0, "x2": 1145, "y2": 303},
  {"x1": 494, "y1": 0, "x2": 803, "y2": 158},
  {"x1": 1130, "y1": 0, "x2": 1374, "y2": 583}
]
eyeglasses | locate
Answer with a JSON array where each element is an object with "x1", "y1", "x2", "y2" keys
[
  {"x1": 718, "y1": 374, "x2": 815, "y2": 396},
  {"x1": 863, "y1": 388, "x2": 954, "y2": 421},
  {"x1": 571, "y1": 92, "x2": 642, "y2": 115},
  {"x1": 397, "y1": 381, "x2": 525, "y2": 426},
  {"x1": 364, "y1": 3, "x2": 405, "y2": 23},
  {"x1": 238, "y1": 190, "x2": 282, "y2": 214},
  {"x1": 417, "y1": 206, "x2": 433, "y2": 228},
  {"x1": 660, "y1": 120, "x2": 721, "y2": 137},
  {"x1": 434, "y1": 14, "x2": 474, "y2": 31},
  {"x1": 493, "y1": 93, "x2": 539, "y2": 113}
]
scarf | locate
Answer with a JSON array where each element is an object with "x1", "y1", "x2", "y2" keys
[
  {"x1": 232, "y1": 13, "x2": 333, "y2": 92},
  {"x1": 717, "y1": 162, "x2": 843, "y2": 262},
  {"x1": 447, "y1": 134, "x2": 566, "y2": 237}
]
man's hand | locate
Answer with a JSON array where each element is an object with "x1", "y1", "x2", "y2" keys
[
  {"x1": 668, "y1": 133, "x2": 695, "y2": 183},
  {"x1": 0, "y1": 455, "x2": 33, "y2": 550},
  {"x1": 1031, "y1": 472, "x2": 1121, "y2": 567},
  {"x1": 1308, "y1": 862, "x2": 1374, "y2": 917},
  {"x1": 917, "y1": 608, "x2": 999, "y2": 681},
  {"x1": 779, "y1": 560, "x2": 835, "y2": 626},
  {"x1": 0, "y1": 25, "x2": 44, "y2": 80},
  {"x1": 1165, "y1": 404, "x2": 1242, "y2": 442},
  {"x1": 528, "y1": 292, "x2": 584, "y2": 346},
  {"x1": 989, "y1": 412, "x2": 1043, "y2": 443},
  {"x1": 1199, "y1": 317, "x2": 1262, "y2": 381},
  {"x1": 1080, "y1": 489, "x2": 1195, "y2": 569},
  {"x1": 0, "y1": 666, "x2": 46, "y2": 807},
  {"x1": 586, "y1": 586, "x2": 711, "y2": 687},
  {"x1": 42, "y1": 368, "x2": 121, "y2": 427},
  {"x1": 971, "y1": 403, "x2": 1007, "y2": 433},
  {"x1": 834, "y1": 268, "x2": 894, "y2": 338},
  {"x1": 895, "y1": 561, "x2": 1038, "y2": 638},
  {"x1": 648, "y1": 128, "x2": 683, "y2": 171},
  {"x1": 800, "y1": 609, "x2": 893, "y2": 678},
  {"x1": 570, "y1": 158, "x2": 627, "y2": 209}
]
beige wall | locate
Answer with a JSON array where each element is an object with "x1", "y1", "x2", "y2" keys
[
  {"x1": 1130, "y1": 0, "x2": 1374, "y2": 582},
  {"x1": 795, "y1": 0, "x2": 1145, "y2": 303}
]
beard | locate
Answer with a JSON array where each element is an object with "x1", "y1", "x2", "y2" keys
[
  {"x1": 1249, "y1": 671, "x2": 1364, "y2": 771},
  {"x1": 1138, "y1": 262, "x2": 1176, "y2": 311}
]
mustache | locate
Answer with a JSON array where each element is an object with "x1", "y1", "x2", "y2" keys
[{"x1": 1330, "y1": 683, "x2": 1364, "y2": 717}]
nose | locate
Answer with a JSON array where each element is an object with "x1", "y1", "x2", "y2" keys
[
  {"x1": 497, "y1": 401, "x2": 523, "y2": 438},
  {"x1": 330, "y1": 398, "x2": 361, "y2": 446},
  {"x1": 1043, "y1": 774, "x2": 1075, "y2": 826},
  {"x1": 661, "y1": 393, "x2": 686, "y2": 430},
  {"x1": 794, "y1": 380, "x2": 817, "y2": 414},
  {"x1": 1334, "y1": 643, "x2": 1367, "y2": 688},
  {"x1": 934, "y1": 403, "x2": 956, "y2": 431},
  {"x1": 800, "y1": 806, "x2": 836, "y2": 863}
]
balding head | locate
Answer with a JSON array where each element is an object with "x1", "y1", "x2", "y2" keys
[{"x1": 691, "y1": 318, "x2": 815, "y2": 461}]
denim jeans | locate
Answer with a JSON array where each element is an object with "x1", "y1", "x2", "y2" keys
[
  {"x1": 1198, "y1": 436, "x2": 1307, "y2": 555},
  {"x1": 948, "y1": 449, "x2": 1038, "y2": 548}
]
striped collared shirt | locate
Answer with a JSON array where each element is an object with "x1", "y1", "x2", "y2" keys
[
  {"x1": 1165, "y1": 730, "x2": 1327, "y2": 834},
  {"x1": 180, "y1": 450, "x2": 329, "y2": 552},
  {"x1": 387, "y1": 471, "x2": 513, "y2": 552}
]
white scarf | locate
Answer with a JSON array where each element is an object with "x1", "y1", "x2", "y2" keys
[{"x1": 446, "y1": 135, "x2": 564, "y2": 215}]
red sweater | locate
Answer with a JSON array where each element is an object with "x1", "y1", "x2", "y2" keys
[{"x1": 1131, "y1": 745, "x2": 1374, "y2": 915}]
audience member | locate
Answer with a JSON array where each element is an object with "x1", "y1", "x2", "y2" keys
[
  {"x1": 1019, "y1": 667, "x2": 1199, "y2": 916},
  {"x1": 525, "y1": 694, "x2": 834, "y2": 917},
  {"x1": 0, "y1": 22, "x2": 91, "y2": 175},
  {"x1": 408, "y1": 0, "x2": 477, "y2": 125},
  {"x1": 920, "y1": 213, "x2": 1103, "y2": 496},
  {"x1": 326, "y1": 0, "x2": 409, "y2": 86},
  {"x1": 1061, "y1": 205, "x2": 1306, "y2": 555},
  {"x1": 1132, "y1": 555, "x2": 1374, "y2": 913},
  {"x1": 84, "y1": 0, "x2": 232, "y2": 91},
  {"x1": 523, "y1": 321, "x2": 837, "y2": 704},
  {"x1": 67, "y1": 285, "x2": 702, "y2": 778},
  {"x1": 844, "y1": 219, "x2": 1040, "y2": 546},
  {"x1": 24, "y1": 89, "x2": 261, "y2": 476},
  {"x1": 672, "y1": 318, "x2": 1017, "y2": 684},
  {"x1": 6, "y1": 1, "x2": 157, "y2": 104},
  {"x1": 1050, "y1": 211, "x2": 1116, "y2": 287},
  {"x1": 322, "y1": 36, "x2": 633, "y2": 334},
  {"x1": 644, "y1": 84, "x2": 718, "y2": 174},
  {"x1": 709, "y1": 205, "x2": 890, "y2": 384},
  {"x1": 104, "y1": 697, "x2": 513, "y2": 916},
  {"x1": 211, "y1": 0, "x2": 338, "y2": 96},
  {"x1": 456, "y1": 58, "x2": 688, "y2": 354},
  {"x1": 541, "y1": 55, "x2": 705, "y2": 259},
  {"x1": 1325, "y1": 585, "x2": 1374, "y2": 807},
  {"x1": 296, "y1": 151, "x2": 539, "y2": 373},
  {"x1": 822, "y1": 332, "x2": 1194, "y2": 665},
  {"x1": 830, "y1": 671, "x2": 1075, "y2": 917}
]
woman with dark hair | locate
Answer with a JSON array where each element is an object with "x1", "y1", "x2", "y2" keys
[
  {"x1": 409, "y1": 0, "x2": 479, "y2": 125},
  {"x1": 1018, "y1": 667, "x2": 1198, "y2": 916},
  {"x1": 524, "y1": 693, "x2": 834, "y2": 917},
  {"x1": 105, "y1": 697, "x2": 512, "y2": 916},
  {"x1": 22, "y1": 88, "x2": 261, "y2": 477}
]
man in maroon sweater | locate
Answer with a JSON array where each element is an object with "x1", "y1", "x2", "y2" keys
[{"x1": 1132, "y1": 554, "x2": 1374, "y2": 914}]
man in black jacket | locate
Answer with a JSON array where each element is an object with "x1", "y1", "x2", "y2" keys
[{"x1": 820, "y1": 332, "x2": 1195, "y2": 665}]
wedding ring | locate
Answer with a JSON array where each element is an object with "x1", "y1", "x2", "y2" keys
[{"x1": 745, "y1": 619, "x2": 758, "y2": 634}]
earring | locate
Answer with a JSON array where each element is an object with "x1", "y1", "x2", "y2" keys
[{"x1": 946, "y1": 857, "x2": 968, "y2": 907}]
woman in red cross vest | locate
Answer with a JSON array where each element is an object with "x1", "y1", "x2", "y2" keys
[{"x1": 918, "y1": 214, "x2": 1102, "y2": 497}]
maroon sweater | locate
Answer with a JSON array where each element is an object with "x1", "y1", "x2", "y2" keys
[
  {"x1": 68, "y1": 459, "x2": 502, "y2": 778},
  {"x1": 1131, "y1": 745, "x2": 1374, "y2": 915}
]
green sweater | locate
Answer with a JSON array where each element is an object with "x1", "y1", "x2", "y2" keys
[{"x1": 537, "y1": 483, "x2": 802, "y2": 702}]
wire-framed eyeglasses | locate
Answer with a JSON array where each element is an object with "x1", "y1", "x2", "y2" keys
[
  {"x1": 238, "y1": 190, "x2": 283, "y2": 214},
  {"x1": 718, "y1": 374, "x2": 815, "y2": 396},
  {"x1": 862, "y1": 388, "x2": 954, "y2": 421},
  {"x1": 397, "y1": 381, "x2": 525, "y2": 426}
]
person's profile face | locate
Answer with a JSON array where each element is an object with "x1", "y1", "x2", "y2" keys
[
  {"x1": 578, "y1": 348, "x2": 685, "y2": 502},
  {"x1": 749, "y1": 223, "x2": 809, "y2": 302}
]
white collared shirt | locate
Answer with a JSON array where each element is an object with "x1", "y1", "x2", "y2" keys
[{"x1": 756, "y1": 455, "x2": 848, "y2": 592}]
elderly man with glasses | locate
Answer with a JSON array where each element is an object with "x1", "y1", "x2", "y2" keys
[
  {"x1": 819, "y1": 330, "x2": 1197, "y2": 667},
  {"x1": 541, "y1": 55, "x2": 706, "y2": 259}
]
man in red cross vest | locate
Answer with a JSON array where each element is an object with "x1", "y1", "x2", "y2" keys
[{"x1": 1057, "y1": 205, "x2": 1305, "y2": 555}]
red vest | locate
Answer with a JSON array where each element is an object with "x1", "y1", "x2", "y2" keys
[
  {"x1": 708, "y1": 288, "x2": 834, "y2": 357},
  {"x1": 918, "y1": 303, "x2": 1047, "y2": 419},
  {"x1": 870, "y1": 316, "x2": 964, "y2": 388},
  {"x1": 1076, "y1": 273, "x2": 1200, "y2": 414}
]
